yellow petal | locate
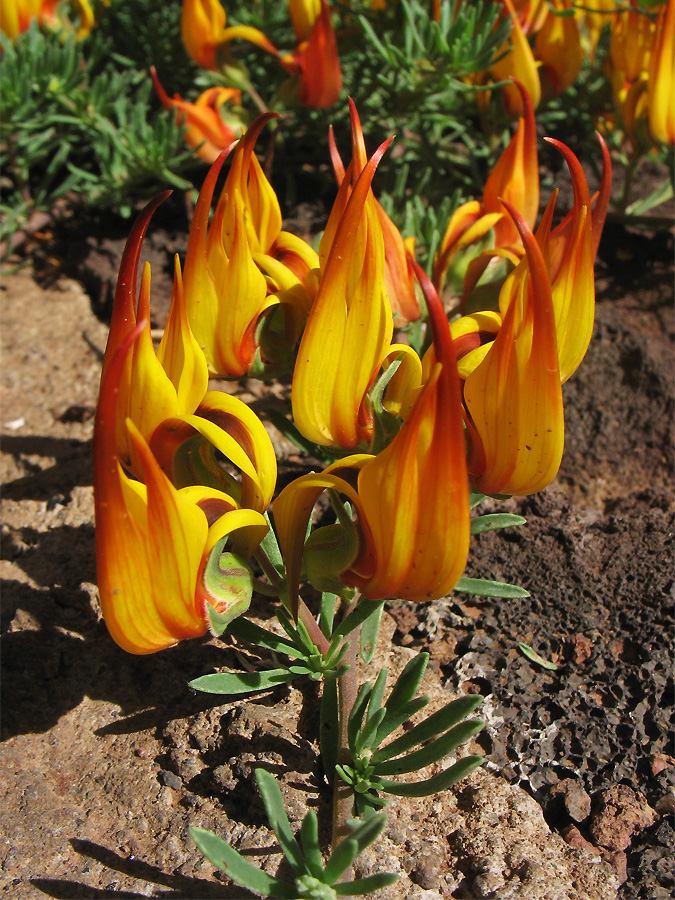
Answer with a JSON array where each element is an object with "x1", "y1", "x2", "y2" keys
[{"x1": 157, "y1": 256, "x2": 210, "y2": 414}]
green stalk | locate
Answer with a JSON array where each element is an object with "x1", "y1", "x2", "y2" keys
[{"x1": 331, "y1": 594, "x2": 360, "y2": 877}]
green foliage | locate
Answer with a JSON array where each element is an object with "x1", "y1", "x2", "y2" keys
[
  {"x1": 191, "y1": 770, "x2": 397, "y2": 898},
  {"x1": 0, "y1": 11, "x2": 198, "y2": 251},
  {"x1": 336, "y1": 653, "x2": 485, "y2": 813}
]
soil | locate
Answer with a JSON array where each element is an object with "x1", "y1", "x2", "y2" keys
[{"x1": 1, "y1": 198, "x2": 673, "y2": 899}]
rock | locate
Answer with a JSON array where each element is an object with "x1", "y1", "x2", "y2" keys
[
  {"x1": 651, "y1": 753, "x2": 675, "y2": 776},
  {"x1": 550, "y1": 779, "x2": 592, "y2": 822},
  {"x1": 602, "y1": 849, "x2": 627, "y2": 885},
  {"x1": 589, "y1": 784, "x2": 658, "y2": 851},
  {"x1": 561, "y1": 823, "x2": 597, "y2": 854},
  {"x1": 445, "y1": 772, "x2": 619, "y2": 900}
]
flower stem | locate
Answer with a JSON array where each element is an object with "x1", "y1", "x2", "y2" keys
[{"x1": 331, "y1": 594, "x2": 360, "y2": 873}]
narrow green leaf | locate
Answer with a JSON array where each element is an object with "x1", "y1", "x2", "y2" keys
[
  {"x1": 261, "y1": 511, "x2": 285, "y2": 575},
  {"x1": 374, "y1": 719, "x2": 484, "y2": 776},
  {"x1": 469, "y1": 491, "x2": 487, "y2": 509},
  {"x1": 348, "y1": 682, "x2": 373, "y2": 754},
  {"x1": 374, "y1": 696, "x2": 430, "y2": 747},
  {"x1": 455, "y1": 576, "x2": 529, "y2": 598},
  {"x1": 255, "y1": 769, "x2": 306, "y2": 877},
  {"x1": 366, "y1": 668, "x2": 389, "y2": 722},
  {"x1": 355, "y1": 706, "x2": 387, "y2": 755},
  {"x1": 385, "y1": 653, "x2": 428, "y2": 710},
  {"x1": 346, "y1": 812, "x2": 388, "y2": 856},
  {"x1": 190, "y1": 827, "x2": 296, "y2": 898},
  {"x1": 299, "y1": 811, "x2": 323, "y2": 879},
  {"x1": 334, "y1": 873, "x2": 399, "y2": 895},
  {"x1": 471, "y1": 513, "x2": 526, "y2": 535},
  {"x1": 371, "y1": 695, "x2": 483, "y2": 764},
  {"x1": 323, "y1": 837, "x2": 359, "y2": 885},
  {"x1": 360, "y1": 600, "x2": 384, "y2": 663},
  {"x1": 319, "y1": 592, "x2": 338, "y2": 638},
  {"x1": 379, "y1": 755, "x2": 485, "y2": 797},
  {"x1": 333, "y1": 599, "x2": 384, "y2": 642},
  {"x1": 518, "y1": 642, "x2": 560, "y2": 671},
  {"x1": 189, "y1": 668, "x2": 296, "y2": 695},
  {"x1": 226, "y1": 618, "x2": 302, "y2": 658}
]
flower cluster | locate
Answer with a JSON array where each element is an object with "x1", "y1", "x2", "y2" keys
[{"x1": 94, "y1": 96, "x2": 609, "y2": 653}]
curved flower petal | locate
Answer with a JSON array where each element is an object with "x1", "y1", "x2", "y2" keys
[
  {"x1": 482, "y1": 80, "x2": 538, "y2": 247},
  {"x1": 464, "y1": 203, "x2": 564, "y2": 495},
  {"x1": 352, "y1": 262, "x2": 470, "y2": 601},
  {"x1": 151, "y1": 68, "x2": 243, "y2": 163},
  {"x1": 94, "y1": 326, "x2": 209, "y2": 655},
  {"x1": 292, "y1": 112, "x2": 394, "y2": 448},
  {"x1": 648, "y1": 0, "x2": 675, "y2": 145}
]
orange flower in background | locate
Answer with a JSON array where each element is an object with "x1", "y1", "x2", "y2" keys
[
  {"x1": 648, "y1": 0, "x2": 675, "y2": 145},
  {"x1": 605, "y1": 0, "x2": 674, "y2": 148},
  {"x1": 534, "y1": 0, "x2": 582, "y2": 97},
  {"x1": 182, "y1": 114, "x2": 319, "y2": 378},
  {"x1": 151, "y1": 68, "x2": 244, "y2": 164},
  {"x1": 1, "y1": 0, "x2": 94, "y2": 40},
  {"x1": 281, "y1": 0, "x2": 342, "y2": 108},
  {"x1": 434, "y1": 80, "x2": 538, "y2": 294},
  {"x1": 181, "y1": 0, "x2": 277, "y2": 71},
  {"x1": 490, "y1": 0, "x2": 541, "y2": 114}
]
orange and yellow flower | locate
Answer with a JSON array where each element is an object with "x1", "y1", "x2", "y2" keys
[
  {"x1": 434, "y1": 80, "x2": 538, "y2": 295},
  {"x1": 182, "y1": 114, "x2": 319, "y2": 378},
  {"x1": 1, "y1": 0, "x2": 94, "y2": 40},
  {"x1": 180, "y1": 0, "x2": 277, "y2": 71},
  {"x1": 291, "y1": 103, "x2": 395, "y2": 449},
  {"x1": 94, "y1": 197, "x2": 274, "y2": 653},
  {"x1": 151, "y1": 67, "x2": 244, "y2": 164},
  {"x1": 274, "y1": 260, "x2": 469, "y2": 613},
  {"x1": 281, "y1": 0, "x2": 342, "y2": 108}
]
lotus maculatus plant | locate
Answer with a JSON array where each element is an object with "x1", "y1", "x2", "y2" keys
[{"x1": 93, "y1": 99, "x2": 609, "y2": 895}]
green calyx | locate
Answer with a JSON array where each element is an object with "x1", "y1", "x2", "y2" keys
[
  {"x1": 202, "y1": 542, "x2": 254, "y2": 636},
  {"x1": 303, "y1": 521, "x2": 359, "y2": 594}
]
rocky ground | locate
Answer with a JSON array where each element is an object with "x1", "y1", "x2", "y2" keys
[{"x1": 1, "y1": 203, "x2": 673, "y2": 899}]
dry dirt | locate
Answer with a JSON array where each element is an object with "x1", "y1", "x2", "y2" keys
[{"x1": 1, "y1": 210, "x2": 673, "y2": 899}]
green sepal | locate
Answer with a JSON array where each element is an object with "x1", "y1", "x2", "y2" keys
[
  {"x1": 202, "y1": 548, "x2": 253, "y2": 635},
  {"x1": 189, "y1": 668, "x2": 296, "y2": 695},
  {"x1": 371, "y1": 694, "x2": 484, "y2": 764},
  {"x1": 379, "y1": 754, "x2": 485, "y2": 797},
  {"x1": 256, "y1": 769, "x2": 306, "y2": 877},
  {"x1": 471, "y1": 513, "x2": 526, "y2": 535},
  {"x1": 190, "y1": 827, "x2": 297, "y2": 898},
  {"x1": 455, "y1": 576, "x2": 529, "y2": 598},
  {"x1": 374, "y1": 719, "x2": 484, "y2": 776}
]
